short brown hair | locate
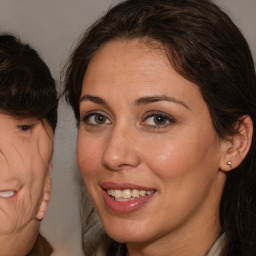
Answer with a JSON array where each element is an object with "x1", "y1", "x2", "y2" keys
[{"x1": 0, "y1": 34, "x2": 58, "y2": 131}]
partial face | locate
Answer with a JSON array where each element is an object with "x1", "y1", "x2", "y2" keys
[
  {"x1": 0, "y1": 114, "x2": 53, "y2": 235},
  {"x1": 77, "y1": 40, "x2": 227, "y2": 245}
]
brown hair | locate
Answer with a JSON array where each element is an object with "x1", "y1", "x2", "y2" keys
[
  {"x1": 64, "y1": 0, "x2": 256, "y2": 255},
  {"x1": 0, "y1": 34, "x2": 58, "y2": 131}
]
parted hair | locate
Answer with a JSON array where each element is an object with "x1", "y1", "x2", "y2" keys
[
  {"x1": 0, "y1": 34, "x2": 58, "y2": 131},
  {"x1": 64, "y1": 0, "x2": 256, "y2": 255}
]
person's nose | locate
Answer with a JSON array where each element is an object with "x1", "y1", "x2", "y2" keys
[{"x1": 101, "y1": 125, "x2": 141, "y2": 171}]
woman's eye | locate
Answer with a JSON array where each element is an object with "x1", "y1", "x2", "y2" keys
[
  {"x1": 17, "y1": 125, "x2": 33, "y2": 131},
  {"x1": 142, "y1": 113, "x2": 175, "y2": 127},
  {"x1": 82, "y1": 113, "x2": 111, "y2": 125}
]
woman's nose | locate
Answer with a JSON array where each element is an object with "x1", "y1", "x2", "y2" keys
[{"x1": 101, "y1": 126, "x2": 141, "y2": 171}]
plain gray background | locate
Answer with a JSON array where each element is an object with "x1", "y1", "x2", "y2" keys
[{"x1": 0, "y1": 0, "x2": 255, "y2": 255}]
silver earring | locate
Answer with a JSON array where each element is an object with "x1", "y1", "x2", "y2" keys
[{"x1": 227, "y1": 161, "x2": 232, "y2": 168}]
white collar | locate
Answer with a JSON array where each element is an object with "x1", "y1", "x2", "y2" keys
[{"x1": 206, "y1": 233, "x2": 226, "y2": 256}]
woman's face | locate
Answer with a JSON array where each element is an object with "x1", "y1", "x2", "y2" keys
[
  {"x1": 77, "y1": 40, "x2": 228, "y2": 246},
  {"x1": 0, "y1": 114, "x2": 53, "y2": 235}
]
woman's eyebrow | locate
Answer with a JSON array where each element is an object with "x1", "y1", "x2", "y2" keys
[
  {"x1": 79, "y1": 94, "x2": 190, "y2": 110},
  {"x1": 79, "y1": 94, "x2": 107, "y2": 107},
  {"x1": 134, "y1": 95, "x2": 190, "y2": 110}
]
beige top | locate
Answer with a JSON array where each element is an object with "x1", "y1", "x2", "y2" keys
[{"x1": 206, "y1": 233, "x2": 225, "y2": 256}]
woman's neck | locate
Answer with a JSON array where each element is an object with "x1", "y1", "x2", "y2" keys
[{"x1": 126, "y1": 212, "x2": 222, "y2": 256}]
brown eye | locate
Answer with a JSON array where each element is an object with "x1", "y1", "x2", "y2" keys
[
  {"x1": 142, "y1": 112, "x2": 176, "y2": 128},
  {"x1": 82, "y1": 113, "x2": 111, "y2": 125},
  {"x1": 153, "y1": 115, "x2": 167, "y2": 125},
  {"x1": 95, "y1": 114, "x2": 107, "y2": 124}
]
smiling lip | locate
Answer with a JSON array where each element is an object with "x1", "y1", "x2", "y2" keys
[
  {"x1": 101, "y1": 182, "x2": 156, "y2": 213},
  {"x1": 0, "y1": 180, "x2": 21, "y2": 199},
  {"x1": 0, "y1": 191, "x2": 16, "y2": 198}
]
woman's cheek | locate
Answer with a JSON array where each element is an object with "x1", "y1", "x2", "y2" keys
[
  {"x1": 143, "y1": 138, "x2": 188, "y2": 178},
  {"x1": 77, "y1": 137, "x2": 102, "y2": 178}
]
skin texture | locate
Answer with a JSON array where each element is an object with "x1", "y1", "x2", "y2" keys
[
  {"x1": 0, "y1": 113, "x2": 53, "y2": 256},
  {"x1": 77, "y1": 40, "x2": 243, "y2": 256}
]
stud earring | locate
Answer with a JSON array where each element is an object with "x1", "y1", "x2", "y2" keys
[{"x1": 227, "y1": 161, "x2": 232, "y2": 168}]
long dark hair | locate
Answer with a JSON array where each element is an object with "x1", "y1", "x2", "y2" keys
[
  {"x1": 0, "y1": 34, "x2": 58, "y2": 131},
  {"x1": 64, "y1": 0, "x2": 256, "y2": 255}
]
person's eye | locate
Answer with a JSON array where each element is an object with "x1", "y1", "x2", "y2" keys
[
  {"x1": 16, "y1": 124, "x2": 34, "y2": 136},
  {"x1": 142, "y1": 112, "x2": 176, "y2": 128},
  {"x1": 17, "y1": 125, "x2": 33, "y2": 131},
  {"x1": 81, "y1": 112, "x2": 111, "y2": 125}
]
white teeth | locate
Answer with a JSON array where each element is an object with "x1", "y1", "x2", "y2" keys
[
  {"x1": 114, "y1": 190, "x2": 122, "y2": 199},
  {"x1": 0, "y1": 191, "x2": 16, "y2": 198},
  {"x1": 122, "y1": 189, "x2": 131, "y2": 199},
  {"x1": 131, "y1": 189, "x2": 140, "y2": 198},
  {"x1": 107, "y1": 188, "x2": 154, "y2": 200},
  {"x1": 139, "y1": 190, "x2": 146, "y2": 196}
]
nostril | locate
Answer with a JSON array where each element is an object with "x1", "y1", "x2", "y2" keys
[{"x1": 101, "y1": 130, "x2": 141, "y2": 171}]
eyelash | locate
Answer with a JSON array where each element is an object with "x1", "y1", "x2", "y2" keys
[
  {"x1": 17, "y1": 125, "x2": 33, "y2": 131},
  {"x1": 80, "y1": 111, "x2": 176, "y2": 129},
  {"x1": 80, "y1": 112, "x2": 111, "y2": 126},
  {"x1": 142, "y1": 111, "x2": 176, "y2": 129}
]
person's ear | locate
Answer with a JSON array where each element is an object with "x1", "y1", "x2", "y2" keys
[
  {"x1": 220, "y1": 115, "x2": 253, "y2": 171},
  {"x1": 35, "y1": 161, "x2": 52, "y2": 221}
]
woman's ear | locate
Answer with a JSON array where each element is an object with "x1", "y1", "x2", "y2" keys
[
  {"x1": 220, "y1": 115, "x2": 253, "y2": 172},
  {"x1": 35, "y1": 161, "x2": 53, "y2": 221}
]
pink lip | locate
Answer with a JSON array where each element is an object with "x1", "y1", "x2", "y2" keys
[
  {"x1": 0, "y1": 192, "x2": 19, "y2": 200},
  {"x1": 101, "y1": 182, "x2": 156, "y2": 213},
  {"x1": 0, "y1": 179, "x2": 22, "y2": 200}
]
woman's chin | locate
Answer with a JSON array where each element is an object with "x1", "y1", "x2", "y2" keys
[
  {"x1": 0, "y1": 219, "x2": 17, "y2": 235},
  {"x1": 104, "y1": 225, "x2": 150, "y2": 244},
  {"x1": 108, "y1": 233, "x2": 143, "y2": 244}
]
